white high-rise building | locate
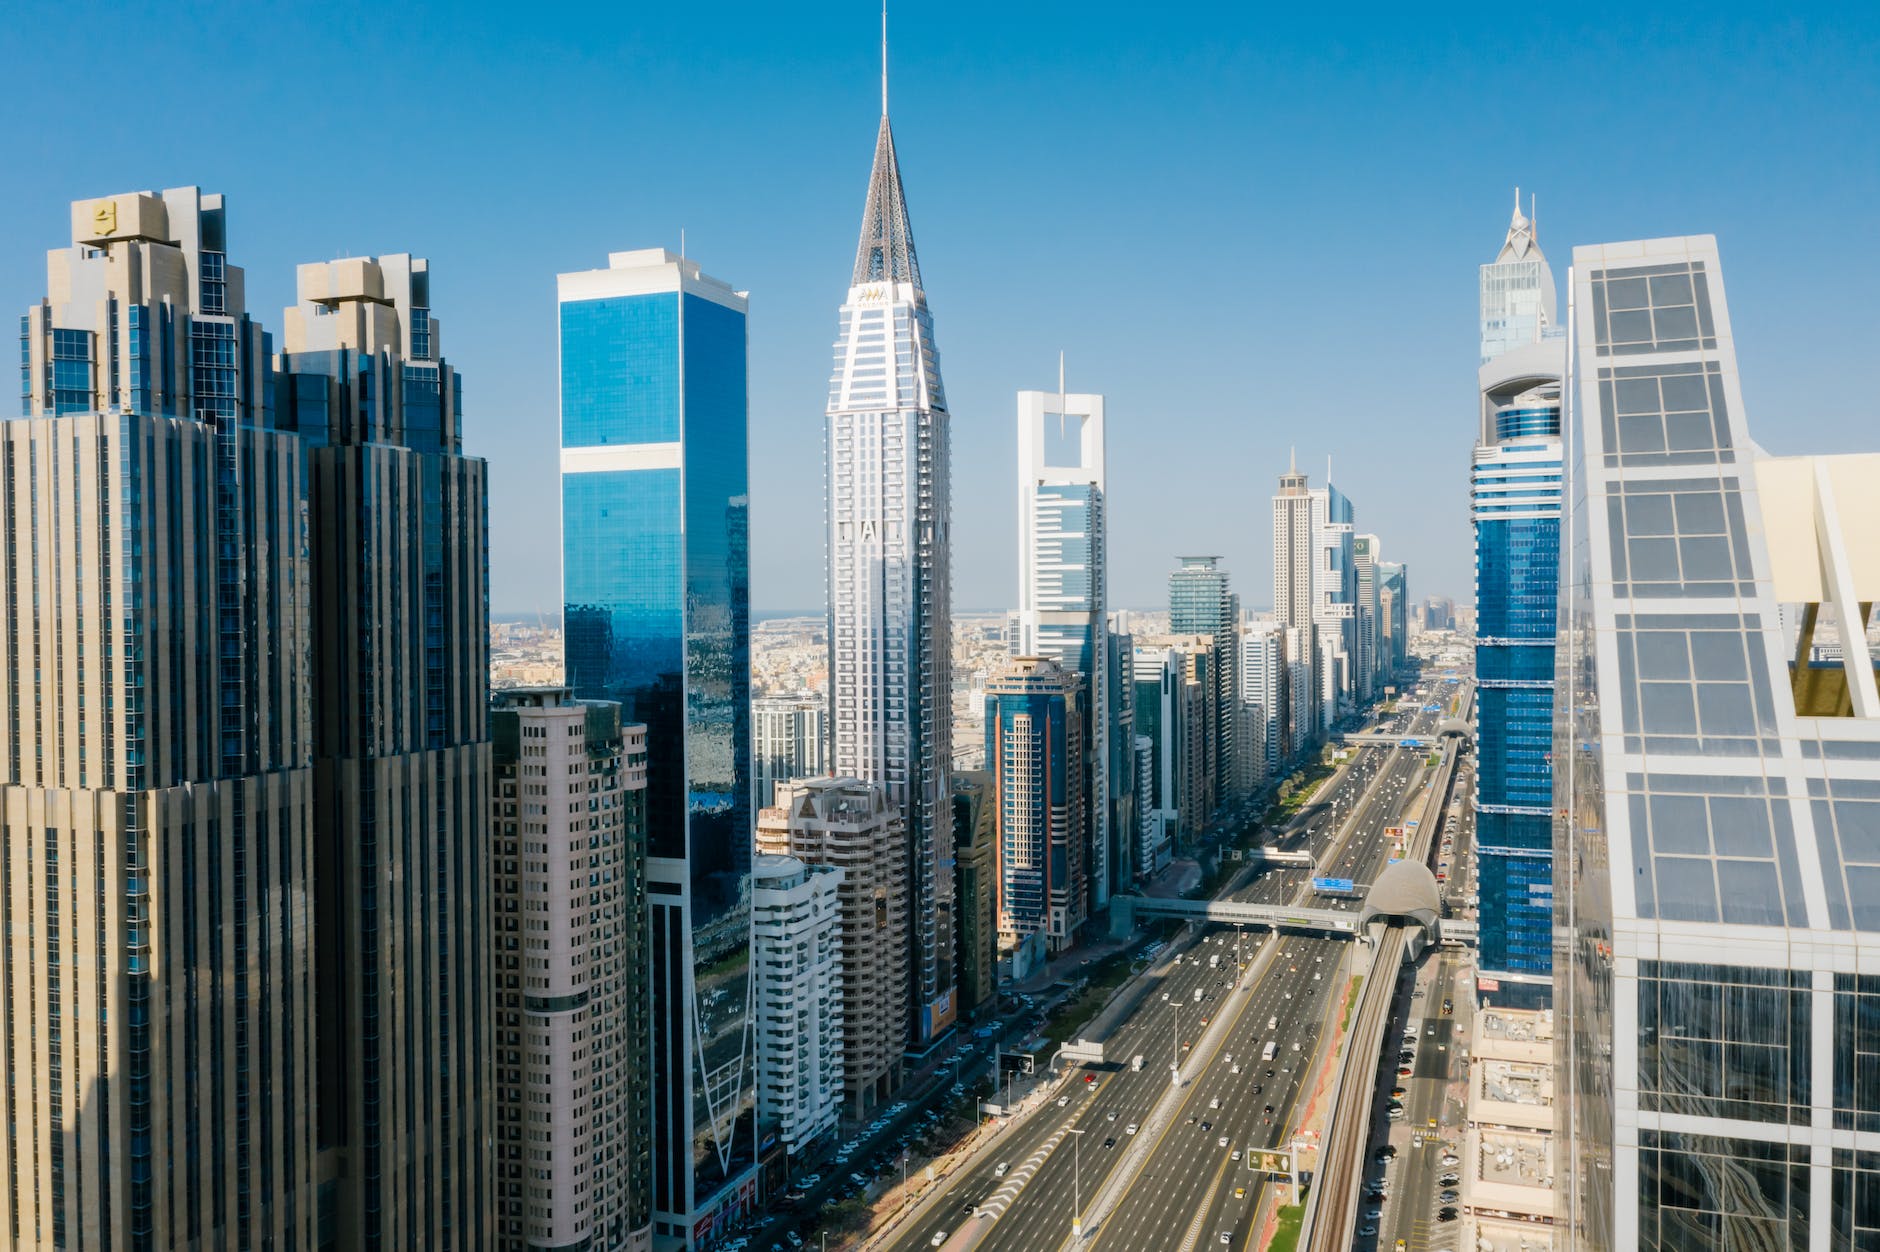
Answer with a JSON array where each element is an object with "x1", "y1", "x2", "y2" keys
[
  {"x1": 1241, "y1": 624, "x2": 1286, "y2": 777},
  {"x1": 825, "y1": 61, "x2": 956, "y2": 1043},
  {"x1": 753, "y1": 696, "x2": 828, "y2": 810},
  {"x1": 1310, "y1": 478, "x2": 1357, "y2": 723},
  {"x1": 1017, "y1": 385, "x2": 1109, "y2": 908},
  {"x1": 751, "y1": 855, "x2": 845, "y2": 1158}
]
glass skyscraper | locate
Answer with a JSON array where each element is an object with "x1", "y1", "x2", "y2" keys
[
  {"x1": 1017, "y1": 387, "x2": 1109, "y2": 906},
  {"x1": 1557, "y1": 234, "x2": 1880, "y2": 1251},
  {"x1": 558, "y1": 249, "x2": 753, "y2": 1245},
  {"x1": 1169, "y1": 556, "x2": 1238, "y2": 811},
  {"x1": 985, "y1": 657, "x2": 1086, "y2": 951},
  {"x1": 1473, "y1": 198, "x2": 1567, "y2": 1006},
  {"x1": 825, "y1": 87, "x2": 956, "y2": 1045}
]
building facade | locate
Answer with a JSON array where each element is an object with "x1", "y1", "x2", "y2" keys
[
  {"x1": 1241, "y1": 624, "x2": 1287, "y2": 778},
  {"x1": 279, "y1": 251, "x2": 495, "y2": 1252},
  {"x1": 1378, "y1": 563, "x2": 1408, "y2": 675},
  {"x1": 4, "y1": 187, "x2": 321, "y2": 1249},
  {"x1": 985, "y1": 658, "x2": 1087, "y2": 953},
  {"x1": 558, "y1": 248, "x2": 754, "y2": 1244},
  {"x1": 1105, "y1": 628, "x2": 1138, "y2": 888},
  {"x1": 1273, "y1": 457, "x2": 1320, "y2": 752},
  {"x1": 756, "y1": 778, "x2": 908, "y2": 1119},
  {"x1": 1556, "y1": 235, "x2": 1880, "y2": 1250},
  {"x1": 750, "y1": 856, "x2": 844, "y2": 1160},
  {"x1": 1353, "y1": 534, "x2": 1381, "y2": 702},
  {"x1": 1169, "y1": 556, "x2": 1239, "y2": 808},
  {"x1": 752, "y1": 696, "x2": 827, "y2": 811},
  {"x1": 490, "y1": 691, "x2": 649, "y2": 1251},
  {"x1": 1017, "y1": 387, "x2": 1109, "y2": 909},
  {"x1": 1310, "y1": 481, "x2": 1357, "y2": 726},
  {"x1": 1132, "y1": 647, "x2": 1181, "y2": 873},
  {"x1": 825, "y1": 91, "x2": 957, "y2": 1046},
  {"x1": 1473, "y1": 200, "x2": 1567, "y2": 1007},
  {"x1": 951, "y1": 770, "x2": 998, "y2": 1021}
]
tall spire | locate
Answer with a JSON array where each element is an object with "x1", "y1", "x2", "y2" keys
[
  {"x1": 852, "y1": 5, "x2": 923, "y2": 288},
  {"x1": 1496, "y1": 185, "x2": 1538, "y2": 263}
]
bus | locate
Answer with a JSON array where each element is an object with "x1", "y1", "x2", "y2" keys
[{"x1": 1262, "y1": 1040, "x2": 1278, "y2": 1062}]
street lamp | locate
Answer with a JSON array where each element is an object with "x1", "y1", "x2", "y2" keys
[{"x1": 1066, "y1": 1125, "x2": 1087, "y2": 1242}]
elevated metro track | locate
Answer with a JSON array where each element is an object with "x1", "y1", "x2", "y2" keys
[{"x1": 1301, "y1": 731, "x2": 1465, "y2": 1252}]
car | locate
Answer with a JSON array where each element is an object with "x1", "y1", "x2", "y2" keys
[
  {"x1": 1397, "y1": 1065, "x2": 1413, "y2": 1077},
  {"x1": 962, "y1": 1199, "x2": 976, "y2": 1213},
  {"x1": 1126, "y1": 1123, "x2": 1139, "y2": 1135},
  {"x1": 1218, "y1": 1135, "x2": 1230, "y2": 1147},
  {"x1": 1219, "y1": 1232, "x2": 1231, "y2": 1245},
  {"x1": 1439, "y1": 1189, "x2": 1460, "y2": 1204},
  {"x1": 1057, "y1": 1095, "x2": 1069, "y2": 1106},
  {"x1": 1266, "y1": 1068, "x2": 1276, "y2": 1078},
  {"x1": 1230, "y1": 1064, "x2": 1241, "y2": 1074},
  {"x1": 1390, "y1": 1086, "x2": 1407, "y2": 1099},
  {"x1": 1263, "y1": 1104, "x2": 1275, "y2": 1115},
  {"x1": 1209, "y1": 1097, "x2": 1221, "y2": 1109},
  {"x1": 1234, "y1": 1187, "x2": 1246, "y2": 1199},
  {"x1": 1250, "y1": 1084, "x2": 1263, "y2": 1095},
  {"x1": 1103, "y1": 1137, "x2": 1117, "y2": 1149},
  {"x1": 1438, "y1": 1172, "x2": 1459, "y2": 1186},
  {"x1": 1440, "y1": 1152, "x2": 1459, "y2": 1167},
  {"x1": 1359, "y1": 1225, "x2": 1378, "y2": 1238},
  {"x1": 1438, "y1": 1207, "x2": 1459, "y2": 1222},
  {"x1": 994, "y1": 1162, "x2": 1009, "y2": 1177},
  {"x1": 1375, "y1": 1145, "x2": 1398, "y2": 1161},
  {"x1": 1442, "y1": 998, "x2": 1454, "y2": 1016},
  {"x1": 1385, "y1": 1100, "x2": 1404, "y2": 1112},
  {"x1": 1201, "y1": 1120, "x2": 1213, "y2": 1131},
  {"x1": 1231, "y1": 1149, "x2": 1242, "y2": 1161},
  {"x1": 1083, "y1": 1074, "x2": 1097, "y2": 1084},
  {"x1": 1106, "y1": 1111, "x2": 1118, "y2": 1121},
  {"x1": 1365, "y1": 1208, "x2": 1382, "y2": 1220},
  {"x1": 931, "y1": 1232, "x2": 948, "y2": 1247}
]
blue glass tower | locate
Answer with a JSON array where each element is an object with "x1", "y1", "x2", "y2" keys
[
  {"x1": 1473, "y1": 197, "x2": 1565, "y2": 1007},
  {"x1": 558, "y1": 249, "x2": 752, "y2": 1245},
  {"x1": 985, "y1": 658, "x2": 1086, "y2": 950}
]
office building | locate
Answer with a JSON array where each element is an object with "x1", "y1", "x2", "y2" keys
[
  {"x1": 825, "y1": 68, "x2": 957, "y2": 1045},
  {"x1": 750, "y1": 855, "x2": 844, "y2": 1159},
  {"x1": 1556, "y1": 235, "x2": 1880, "y2": 1250},
  {"x1": 1282, "y1": 625, "x2": 1317, "y2": 763},
  {"x1": 1016, "y1": 386, "x2": 1109, "y2": 907},
  {"x1": 951, "y1": 770, "x2": 998, "y2": 1020},
  {"x1": 1479, "y1": 190, "x2": 1556, "y2": 364},
  {"x1": 559, "y1": 248, "x2": 753, "y2": 1242},
  {"x1": 1472, "y1": 198, "x2": 1567, "y2": 1007},
  {"x1": 1353, "y1": 534, "x2": 1382, "y2": 701},
  {"x1": 986, "y1": 658, "x2": 1087, "y2": 952},
  {"x1": 757, "y1": 779, "x2": 908, "y2": 1119},
  {"x1": 1274, "y1": 455, "x2": 1325, "y2": 748},
  {"x1": 1169, "y1": 556, "x2": 1239, "y2": 806},
  {"x1": 490, "y1": 691, "x2": 649, "y2": 1251},
  {"x1": 1132, "y1": 645, "x2": 1186, "y2": 870},
  {"x1": 4, "y1": 187, "x2": 320, "y2": 1248},
  {"x1": 1378, "y1": 563, "x2": 1408, "y2": 675},
  {"x1": 1311, "y1": 479, "x2": 1357, "y2": 725},
  {"x1": 1104, "y1": 629, "x2": 1139, "y2": 888},
  {"x1": 279, "y1": 250, "x2": 495, "y2": 1251},
  {"x1": 752, "y1": 695, "x2": 827, "y2": 810}
]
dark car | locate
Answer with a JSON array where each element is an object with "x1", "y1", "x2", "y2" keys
[
  {"x1": 1442, "y1": 998, "x2": 1454, "y2": 1015},
  {"x1": 1263, "y1": 1104, "x2": 1275, "y2": 1115},
  {"x1": 1438, "y1": 1207, "x2": 1458, "y2": 1222},
  {"x1": 1438, "y1": 1172, "x2": 1460, "y2": 1186},
  {"x1": 1375, "y1": 1145, "x2": 1397, "y2": 1161},
  {"x1": 1250, "y1": 1084, "x2": 1263, "y2": 1096},
  {"x1": 1103, "y1": 1137, "x2": 1117, "y2": 1149},
  {"x1": 1439, "y1": 1189, "x2": 1460, "y2": 1204}
]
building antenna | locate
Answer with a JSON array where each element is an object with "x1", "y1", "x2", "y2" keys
[
  {"x1": 1289, "y1": 445, "x2": 1296, "y2": 475},
  {"x1": 881, "y1": 1, "x2": 889, "y2": 116},
  {"x1": 1327, "y1": 454, "x2": 1333, "y2": 485},
  {"x1": 1057, "y1": 349, "x2": 1067, "y2": 438},
  {"x1": 680, "y1": 228, "x2": 686, "y2": 261}
]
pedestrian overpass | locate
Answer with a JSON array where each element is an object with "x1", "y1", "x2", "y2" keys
[
  {"x1": 1109, "y1": 894, "x2": 1362, "y2": 939},
  {"x1": 1339, "y1": 718, "x2": 1473, "y2": 748}
]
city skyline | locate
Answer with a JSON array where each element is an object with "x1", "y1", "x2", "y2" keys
[{"x1": 2, "y1": 4, "x2": 1873, "y2": 617}]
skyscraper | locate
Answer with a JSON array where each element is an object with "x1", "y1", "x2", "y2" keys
[
  {"x1": 752, "y1": 695, "x2": 828, "y2": 810},
  {"x1": 5, "y1": 187, "x2": 320, "y2": 1249},
  {"x1": 489, "y1": 690, "x2": 649, "y2": 1251},
  {"x1": 757, "y1": 779, "x2": 908, "y2": 1119},
  {"x1": 1472, "y1": 198, "x2": 1566, "y2": 1007},
  {"x1": 1479, "y1": 190, "x2": 1557, "y2": 364},
  {"x1": 986, "y1": 658, "x2": 1087, "y2": 952},
  {"x1": 825, "y1": 66, "x2": 956, "y2": 1044},
  {"x1": 1241, "y1": 624, "x2": 1287, "y2": 778},
  {"x1": 1273, "y1": 457, "x2": 1318, "y2": 750},
  {"x1": 1377, "y1": 563, "x2": 1408, "y2": 675},
  {"x1": 559, "y1": 248, "x2": 753, "y2": 1243},
  {"x1": 1169, "y1": 556, "x2": 1239, "y2": 808},
  {"x1": 1132, "y1": 646, "x2": 1182, "y2": 873},
  {"x1": 1310, "y1": 479, "x2": 1357, "y2": 726},
  {"x1": 1105, "y1": 628, "x2": 1139, "y2": 886},
  {"x1": 1556, "y1": 235, "x2": 1880, "y2": 1250},
  {"x1": 1353, "y1": 534, "x2": 1381, "y2": 702},
  {"x1": 951, "y1": 770, "x2": 998, "y2": 1020},
  {"x1": 1017, "y1": 386, "x2": 1109, "y2": 909},
  {"x1": 278, "y1": 250, "x2": 495, "y2": 1252},
  {"x1": 750, "y1": 855, "x2": 844, "y2": 1159}
]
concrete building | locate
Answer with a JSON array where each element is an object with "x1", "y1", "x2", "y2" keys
[
  {"x1": 490, "y1": 690, "x2": 650, "y2": 1251},
  {"x1": 1353, "y1": 534, "x2": 1382, "y2": 702},
  {"x1": 750, "y1": 856, "x2": 844, "y2": 1159},
  {"x1": 825, "y1": 70, "x2": 957, "y2": 1047},
  {"x1": 1473, "y1": 198, "x2": 1568, "y2": 1008},
  {"x1": 752, "y1": 696, "x2": 827, "y2": 810},
  {"x1": 1556, "y1": 235, "x2": 1880, "y2": 1249},
  {"x1": 951, "y1": 770, "x2": 998, "y2": 1020},
  {"x1": 559, "y1": 247, "x2": 754, "y2": 1243},
  {"x1": 279, "y1": 249, "x2": 495, "y2": 1252},
  {"x1": 4, "y1": 187, "x2": 321, "y2": 1249},
  {"x1": 1310, "y1": 479, "x2": 1357, "y2": 726},
  {"x1": 985, "y1": 658, "x2": 1087, "y2": 953},
  {"x1": 1017, "y1": 386, "x2": 1110, "y2": 909},
  {"x1": 757, "y1": 779, "x2": 908, "y2": 1119}
]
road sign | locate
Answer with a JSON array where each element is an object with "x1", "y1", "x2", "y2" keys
[
  {"x1": 1249, "y1": 1148, "x2": 1295, "y2": 1176},
  {"x1": 1399, "y1": 738, "x2": 1422, "y2": 748},
  {"x1": 1311, "y1": 877, "x2": 1357, "y2": 896}
]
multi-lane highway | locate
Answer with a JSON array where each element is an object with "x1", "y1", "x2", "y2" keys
[{"x1": 879, "y1": 695, "x2": 1458, "y2": 1252}]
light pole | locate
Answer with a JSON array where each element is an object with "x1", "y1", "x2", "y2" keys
[
  {"x1": 1169, "y1": 1002, "x2": 1181, "y2": 1084},
  {"x1": 1067, "y1": 1126, "x2": 1086, "y2": 1242}
]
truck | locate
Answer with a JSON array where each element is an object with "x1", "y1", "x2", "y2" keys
[
  {"x1": 1131, "y1": 1054, "x2": 1145, "y2": 1072},
  {"x1": 1262, "y1": 1040, "x2": 1278, "y2": 1062},
  {"x1": 1193, "y1": 987, "x2": 1203, "y2": 1003},
  {"x1": 1209, "y1": 954, "x2": 1220, "y2": 969}
]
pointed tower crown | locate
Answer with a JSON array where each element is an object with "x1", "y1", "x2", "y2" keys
[
  {"x1": 1496, "y1": 187, "x2": 1540, "y2": 263},
  {"x1": 851, "y1": 116, "x2": 924, "y2": 288}
]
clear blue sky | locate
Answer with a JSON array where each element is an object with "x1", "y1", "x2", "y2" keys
[{"x1": 4, "y1": 1, "x2": 1875, "y2": 613}]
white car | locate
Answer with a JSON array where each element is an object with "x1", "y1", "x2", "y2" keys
[
  {"x1": 931, "y1": 1233, "x2": 948, "y2": 1247},
  {"x1": 994, "y1": 1162, "x2": 1009, "y2": 1177},
  {"x1": 1126, "y1": 1123, "x2": 1139, "y2": 1135}
]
